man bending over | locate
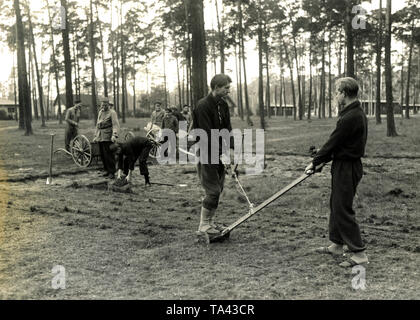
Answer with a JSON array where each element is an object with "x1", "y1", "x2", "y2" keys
[{"x1": 110, "y1": 136, "x2": 154, "y2": 186}]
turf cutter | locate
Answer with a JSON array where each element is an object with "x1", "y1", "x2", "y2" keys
[{"x1": 201, "y1": 147, "x2": 325, "y2": 244}]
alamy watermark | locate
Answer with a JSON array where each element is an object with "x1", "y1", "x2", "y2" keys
[
  {"x1": 351, "y1": 265, "x2": 366, "y2": 290},
  {"x1": 51, "y1": 6, "x2": 66, "y2": 30},
  {"x1": 352, "y1": 5, "x2": 367, "y2": 30},
  {"x1": 51, "y1": 265, "x2": 66, "y2": 289},
  {"x1": 155, "y1": 121, "x2": 265, "y2": 175}
]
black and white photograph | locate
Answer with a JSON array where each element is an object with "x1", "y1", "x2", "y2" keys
[{"x1": 0, "y1": 0, "x2": 419, "y2": 305}]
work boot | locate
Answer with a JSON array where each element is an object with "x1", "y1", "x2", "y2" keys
[{"x1": 198, "y1": 207, "x2": 220, "y2": 235}]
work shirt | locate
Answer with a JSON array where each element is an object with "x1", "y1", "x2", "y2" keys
[
  {"x1": 192, "y1": 93, "x2": 234, "y2": 163},
  {"x1": 162, "y1": 113, "x2": 179, "y2": 134},
  {"x1": 151, "y1": 110, "x2": 165, "y2": 126},
  {"x1": 95, "y1": 108, "x2": 120, "y2": 142},
  {"x1": 181, "y1": 111, "x2": 192, "y2": 127},
  {"x1": 313, "y1": 100, "x2": 368, "y2": 167},
  {"x1": 65, "y1": 106, "x2": 80, "y2": 128}
]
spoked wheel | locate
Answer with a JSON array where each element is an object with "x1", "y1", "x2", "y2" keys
[
  {"x1": 124, "y1": 131, "x2": 135, "y2": 141},
  {"x1": 148, "y1": 143, "x2": 161, "y2": 159},
  {"x1": 70, "y1": 135, "x2": 92, "y2": 167},
  {"x1": 146, "y1": 129, "x2": 161, "y2": 159}
]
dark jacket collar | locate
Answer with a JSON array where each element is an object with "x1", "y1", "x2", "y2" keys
[
  {"x1": 207, "y1": 92, "x2": 225, "y2": 106},
  {"x1": 339, "y1": 100, "x2": 361, "y2": 117}
]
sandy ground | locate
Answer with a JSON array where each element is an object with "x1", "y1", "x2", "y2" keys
[{"x1": 0, "y1": 116, "x2": 419, "y2": 299}]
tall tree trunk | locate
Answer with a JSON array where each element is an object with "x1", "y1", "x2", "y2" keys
[
  {"x1": 46, "y1": 68, "x2": 51, "y2": 120},
  {"x1": 235, "y1": 41, "x2": 243, "y2": 119},
  {"x1": 282, "y1": 40, "x2": 296, "y2": 120},
  {"x1": 400, "y1": 63, "x2": 404, "y2": 118},
  {"x1": 338, "y1": 29, "x2": 343, "y2": 78},
  {"x1": 328, "y1": 31, "x2": 332, "y2": 118},
  {"x1": 14, "y1": 0, "x2": 32, "y2": 135},
  {"x1": 385, "y1": 0, "x2": 397, "y2": 136},
  {"x1": 313, "y1": 75, "x2": 318, "y2": 116},
  {"x1": 61, "y1": 0, "x2": 73, "y2": 109},
  {"x1": 132, "y1": 57, "x2": 136, "y2": 116},
  {"x1": 110, "y1": 0, "x2": 117, "y2": 112},
  {"x1": 301, "y1": 44, "x2": 306, "y2": 114},
  {"x1": 404, "y1": 21, "x2": 415, "y2": 119},
  {"x1": 282, "y1": 75, "x2": 287, "y2": 117},
  {"x1": 47, "y1": 2, "x2": 62, "y2": 124},
  {"x1": 238, "y1": 1, "x2": 251, "y2": 125},
  {"x1": 320, "y1": 31, "x2": 326, "y2": 118},
  {"x1": 111, "y1": 35, "x2": 117, "y2": 110},
  {"x1": 26, "y1": 2, "x2": 45, "y2": 127},
  {"x1": 308, "y1": 36, "x2": 312, "y2": 120},
  {"x1": 175, "y1": 37, "x2": 182, "y2": 109},
  {"x1": 89, "y1": 0, "x2": 98, "y2": 124},
  {"x1": 290, "y1": 25, "x2": 302, "y2": 120},
  {"x1": 120, "y1": 0, "x2": 126, "y2": 123},
  {"x1": 257, "y1": 13, "x2": 265, "y2": 129},
  {"x1": 13, "y1": 53, "x2": 18, "y2": 122},
  {"x1": 28, "y1": 44, "x2": 36, "y2": 121},
  {"x1": 162, "y1": 35, "x2": 168, "y2": 108},
  {"x1": 96, "y1": 2, "x2": 108, "y2": 98},
  {"x1": 265, "y1": 39, "x2": 270, "y2": 119},
  {"x1": 189, "y1": 0, "x2": 207, "y2": 107},
  {"x1": 13, "y1": 53, "x2": 19, "y2": 123},
  {"x1": 72, "y1": 36, "x2": 79, "y2": 98},
  {"x1": 415, "y1": 49, "x2": 420, "y2": 114},
  {"x1": 375, "y1": 0, "x2": 382, "y2": 124},
  {"x1": 215, "y1": 0, "x2": 225, "y2": 73},
  {"x1": 278, "y1": 45, "x2": 284, "y2": 111},
  {"x1": 345, "y1": 2, "x2": 355, "y2": 78}
]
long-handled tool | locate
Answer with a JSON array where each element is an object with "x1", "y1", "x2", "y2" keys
[{"x1": 209, "y1": 162, "x2": 326, "y2": 243}]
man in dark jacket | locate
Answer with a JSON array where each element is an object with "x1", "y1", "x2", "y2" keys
[
  {"x1": 192, "y1": 74, "x2": 235, "y2": 236},
  {"x1": 110, "y1": 136, "x2": 154, "y2": 186},
  {"x1": 305, "y1": 77, "x2": 368, "y2": 267},
  {"x1": 161, "y1": 108, "x2": 179, "y2": 158}
]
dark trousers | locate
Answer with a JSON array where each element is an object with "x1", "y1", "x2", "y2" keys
[
  {"x1": 329, "y1": 159, "x2": 366, "y2": 252},
  {"x1": 197, "y1": 163, "x2": 225, "y2": 210},
  {"x1": 99, "y1": 141, "x2": 116, "y2": 174},
  {"x1": 65, "y1": 126, "x2": 78, "y2": 151},
  {"x1": 122, "y1": 146, "x2": 152, "y2": 177}
]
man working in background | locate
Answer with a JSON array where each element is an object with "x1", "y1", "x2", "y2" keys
[
  {"x1": 110, "y1": 136, "x2": 154, "y2": 186},
  {"x1": 64, "y1": 101, "x2": 82, "y2": 152},
  {"x1": 151, "y1": 101, "x2": 165, "y2": 127},
  {"x1": 93, "y1": 98, "x2": 120, "y2": 179}
]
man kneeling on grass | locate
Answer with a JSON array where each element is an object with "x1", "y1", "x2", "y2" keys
[{"x1": 110, "y1": 136, "x2": 154, "y2": 186}]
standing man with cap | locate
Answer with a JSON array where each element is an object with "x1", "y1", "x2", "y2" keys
[
  {"x1": 305, "y1": 77, "x2": 369, "y2": 267},
  {"x1": 192, "y1": 74, "x2": 235, "y2": 236},
  {"x1": 150, "y1": 101, "x2": 165, "y2": 127},
  {"x1": 181, "y1": 105, "x2": 192, "y2": 129},
  {"x1": 93, "y1": 98, "x2": 120, "y2": 178},
  {"x1": 64, "y1": 100, "x2": 82, "y2": 151}
]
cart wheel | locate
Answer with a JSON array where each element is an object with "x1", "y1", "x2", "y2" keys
[
  {"x1": 146, "y1": 129, "x2": 162, "y2": 159},
  {"x1": 149, "y1": 143, "x2": 161, "y2": 159},
  {"x1": 125, "y1": 131, "x2": 135, "y2": 141},
  {"x1": 71, "y1": 135, "x2": 92, "y2": 167}
]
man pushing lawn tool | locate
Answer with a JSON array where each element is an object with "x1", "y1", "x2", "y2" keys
[
  {"x1": 192, "y1": 73, "x2": 320, "y2": 245},
  {"x1": 201, "y1": 77, "x2": 370, "y2": 266}
]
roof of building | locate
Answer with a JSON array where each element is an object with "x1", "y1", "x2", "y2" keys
[{"x1": 0, "y1": 99, "x2": 17, "y2": 106}]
